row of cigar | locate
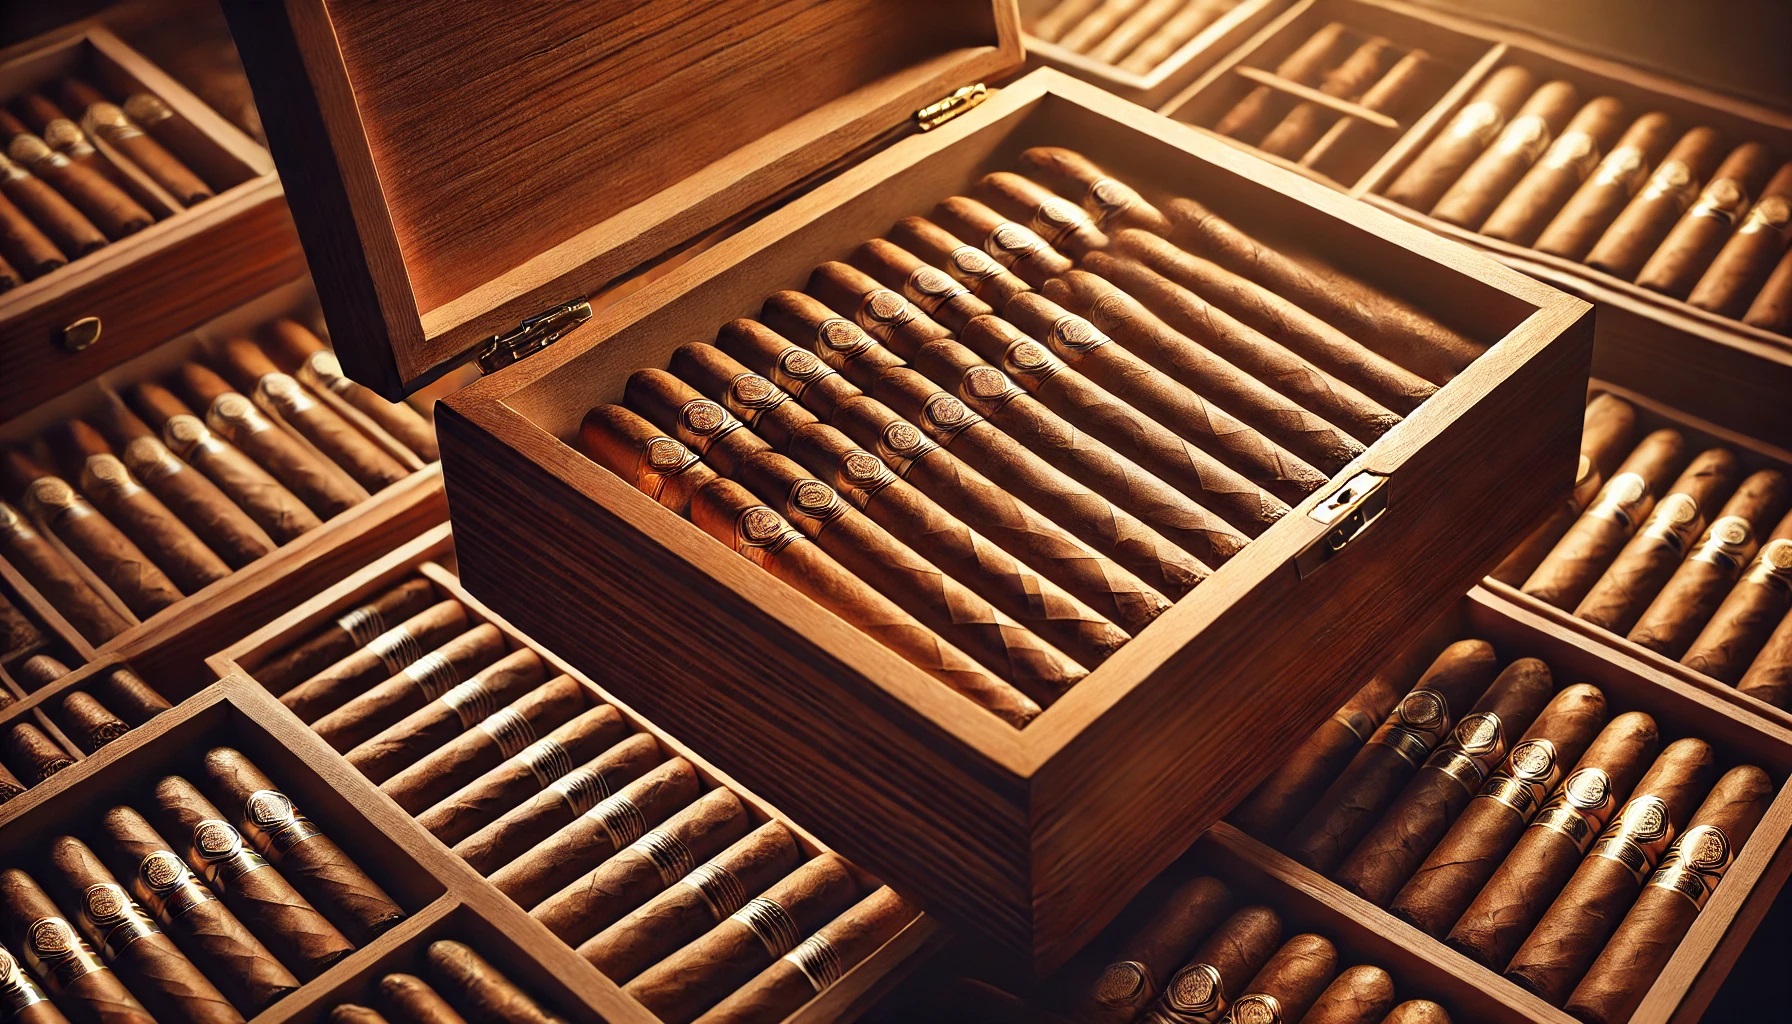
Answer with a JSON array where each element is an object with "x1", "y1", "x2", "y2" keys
[
  {"x1": 1386, "y1": 66, "x2": 1792, "y2": 334},
  {"x1": 328, "y1": 941, "x2": 563, "y2": 1024},
  {"x1": 1027, "y1": 0, "x2": 1242, "y2": 73},
  {"x1": 0, "y1": 319, "x2": 435, "y2": 645},
  {"x1": 257, "y1": 577, "x2": 919, "y2": 1024},
  {"x1": 0, "y1": 78, "x2": 217, "y2": 290},
  {"x1": 1232, "y1": 640, "x2": 1771, "y2": 1024},
  {"x1": 580, "y1": 147, "x2": 1475, "y2": 725},
  {"x1": 1502, "y1": 393, "x2": 1792, "y2": 704},
  {"x1": 0, "y1": 656, "x2": 166, "y2": 806},
  {"x1": 0, "y1": 746, "x2": 404, "y2": 1022}
]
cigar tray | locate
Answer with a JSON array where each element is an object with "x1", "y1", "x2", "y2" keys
[
  {"x1": 222, "y1": 0, "x2": 1593, "y2": 967},
  {"x1": 1018, "y1": 0, "x2": 1289, "y2": 108},
  {"x1": 1163, "y1": 0, "x2": 1792, "y2": 449},
  {"x1": 213, "y1": 523, "x2": 942, "y2": 1024},
  {"x1": 0, "y1": 19, "x2": 304, "y2": 423}
]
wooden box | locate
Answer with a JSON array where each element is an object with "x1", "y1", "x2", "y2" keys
[
  {"x1": 1017, "y1": 0, "x2": 1288, "y2": 108},
  {"x1": 222, "y1": 0, "x2": 1594, "y2": 967}
]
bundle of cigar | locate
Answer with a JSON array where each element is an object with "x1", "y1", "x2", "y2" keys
[
  {"x1": 0, "y1": 318, "x2": 434, "y2": 644},
  {"x1": 1386, "y1": 67, "x2": 1792, "y2": 334},
  {"x1": 1501, "y1": 392, "x2": 1792, "y2": 705},
  {"x1": 0, "y1": 78, "x2": 221, "y2": 290},
  {"x1": 1201, "y1": 21, "x2": 1455, "y2": 183},
  {"x1": 40, "y1": 661, "x2": 174, "y2": 753},
  {"x1": 579, "y1": 147, "x2": 1472, "y2": 727},
  {"x1": 328, "y1": 940, "x2": 564, "y2": 1023},
  {"x1": 1026, "y1": 0, "x2": 1242, "y2": 74},
  {"x1": 1232, "y1": 637, "x2": 1773, "y2": 1019}
]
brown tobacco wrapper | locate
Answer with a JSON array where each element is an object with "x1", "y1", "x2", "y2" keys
[
  {"x1": 885, "y1": 216, "x2": 1033, "y2": 311},
  {"x1": 46, "y1": 836, "x2": 242, "y2": 1023},
  {"x1": 426, "y1": 940, "x2": 564, "y2": 1023},
  {"x1": 1585, "y1": 126, "x2": 1728, "y2": 279},
  {"x1": 1388, "y1": 682, "x2": 1610, "y2": 934},
  {"x1": 382, "y1": 674, "x2": 587, "y2": 815},
  {"x1": 1687, "y1": 161, "x2": 1792, "y2": 317},
  {"x1": 13, "y1": 654, "x2": 64, "y2": 691},
  {"x1": 531, "y1": 786, "x2": 749, "y2": 943},
  {"x1": 0, "y1": 935, "x2": 68, "y2": 1022},
  {"x1": 0, "y1": 147, "x2": 107, "y2": 258},
  {"x1": 274, "y1": 319, "x2": 439, "y2": 462},
  {"x1": 490, "y1": 758, "x2": 703, "y2": 908},
  {"x1": 77, "y1": 453, "x2": 232, "y2": 593},
  {"x1": 1504, "y1": 737, "x2": 1716, "y2": 1001},
  {"x1": 1258, "y1": 38, "x2": 1400, "y2": 161},
  {"x1": 73, "y1": 99, "x2": 212, "y2": 206},
  {"x1": 581, "y1": 404, "x2": 721, "y2": 518},
  {"x1": 1480, "y1": 96, "x2": 1629, "y2": 246},
  {"x1": 1739, "y1": 609, "x2": 1792, "y2": 707},
  {"x1": 1231, "y1": 672, "x2": 1405, "y2": 843},
  {"x1": 1743, "y1": 245, "x2": 1792, "y2": 333},
  {"x1": 260, "y1": 578, "x2": 438, "y2": 694},
  {"x1": 1068, "y1": 874, "x2": 1232, "y2": 1024},
  {"x1": 4, "y1": 723, "x2": 73, "y2": 784},
  {"x1": 330, "y1": 1006, "x2": 390, "y2": 1024},
  {"x1": 1285, "y1": 640, "x2": 1501, "y2": 872},
  {"x1": 1629, "y1": 469, "x2": 1792, "y2": 658},
  {"x1": 1122, "y1": 1, "x2": 1238, "y2": 74},
  {"x1": 280, "y1": 599, "x2": 470, "y2": 724},
  {"x1": 0, "y1": 761, "x2": 25, "y2": 805},
  {"x1": 119, "y1": 435, "x2": 275, "y2": 569},
  {"x1": 977, "y1": 172, "x2": 1108, "y2": 258},
  {"x1": 311, "y1": 623, "x2": 510, "y2": 751},
  {"x1": 1522, "y1": 428, "x2": 1689, "y2": 608},
  {"x1": 0, "y1": 501, "x2": 131, "y2": 642},
  {"x1": 377, "y1": 973, "x2": 463, "y2": 1022},
  {"x1": 1635, "y1": 142, "x2": 1778, "y2": 297},
  {"x1": 1535, "y1": 112, "x2": 1679, "y2": 261},
  {"x1": 1334, "y1": 657, "x2": 1558, "y2": 906},
  {"x1": 695, "y1": 885, "x2": 917, "y2": 1024},
  {"x1": 198, "y1": 389, "x2": 370, "y2": 519},
  {"x1": 158, "y1": 412, "x2": 323, "y2": 545},
  {"x1": 1213, "y1": 23, "x2": 1355, "y2": 145},
  {"x1": 1565, "y1": 765, "x2": 1775, "y2": 1024},
  {"x1": 59, "y1": 692, "x2": 131, "y2": 752},
  {"x1": 0, "y1": 186, "x2": 65, "y2": 276},
  {"x1": 202, "y1": 747, "x2": 405, "y2": 944},
  {"x1": 0, "y1": 868, "x2": 153, "y2": 1023},
  {"x1": 1574, "y1": 447, "x2": 1742, "y2": 632},
  {"x1": 1385, "y1": 65, "x2": 1538, "y2": 213},
  {"x1": 1302, "y1": 52, "x2": 1448, "y2": 177},
  {"x1": 1431, "y1": 80, "x2": 1582, "y2": 230},
  {"x1": 1380, "y1": 1001, "x2": 1451, "y2": 1024},
  {"x1": 848, "y1": 239, "x2": 993, "y2": 332},
  {"x1": 101, "y1": 667, "x2": 170, "y2": 724},
  {"x1": 1226, "y1": 933, "x2": 1339, "y2": 1024},
  {"x1": 347, "y1": 647, "x2": 549, "y2": 783},
  {"x1": 1299, "y1": 964, "x2": 1397, "y2": 1024},
  {"x1": 624, "y1": 853, "x2": 859, "y2": 1024},
  {"x1": 249, "y1": 370, "x2": 412, "y2": 492},
  {"x1": 1030, "y1": 0, "x2": 1100, "y2": 42},
  {"x1": 932, "y1": 196, "x2": 1072, "y2": 289},
  {"x1": 1136, "y1": 904, "x2": 1282, "y2": 1024},
  {"x1": 1682, "y1": 510, "x2": 1792, "y2": 682},
  {"x1": 1064, "y1": 0, "x2": 1167, "y2": 54},
  {"x1": 1017, "y1": 147, "x2": 1171, "y2": 234},
  {"x1": 1, "y1": 599, "x2": 44, "y2": 665},
  {"x1": 23, "y1": 475, "x2": 183, "y2": 617}
]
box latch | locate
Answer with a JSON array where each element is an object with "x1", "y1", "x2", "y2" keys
[
  {"x1": 475, "y1": 299, "x2": 594, "y2": 374},
  {"x1": 915, "y1": 84, "x2": 988, "y2": 132},
  {"x1": 1296, "y1": 471, "x2": 1390, "y2": 579}
]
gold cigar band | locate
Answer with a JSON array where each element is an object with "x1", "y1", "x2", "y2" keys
[
  {"x1": 1482, "y1": 737, "x2": 1562, "y2": 818},
  {"x1": 163, "y1": 415, "x2": 227, "y2": 460},
  {"x1": 771, "y1": 348, "x2": 835, "y2": 400},
  {"x1": 946, "y1": 244, "x2": 1004, "y2": 292},
  {"x1": 478, "y1": 707, "x2": 537, "y2": 760},
  {"x1": 784, "y1": 478, "x2": 848, "y2": 532},
  {"x1": 241, "y1": 789, "x2": 323, "y2": 857},
  {"x1": 918, "y1": 392, "x2": 984, "y2": 445},
  {"x1": 1368, "y1": 688, "x2": 1452, "y2": 767},
  {"x1": 1743, "y1": 539, "x2": 1792, "y2": 590},
  {"x1": 832, "y1": 449, "x2": 896, "y2": 509},
  {"x1": 41, "y1": 118, "x2": 95, "y2": 159},
  {"x1": 1647, "y1": 822, "x2": 1734, "y2": 909},
  {"x1": 1541, "y1": 130, "x2": 1598, "y2": 175},
  {"x1": 1426, "y1": 711, "x2": 1507, "y2": 795},
  {"x1": 1086, "y1": 178, "x2": 1139, "y2": 229},
  {"x1": 367, "y1": 624, "x2": 425, "y2": 677},
  {"x1": 21, "y1": 917, "x2": 103, "y2": 990},
  {"x1": 1002, "y1": 337, "x2": 1065, "y2": 387},
  {"x1": 258, "y1": 373, "x2": 321, "y2": 415},
  {"x1": 1447, "y1": 100, "x2": 1505, "y2": 144},
  {"x1": 813, "y1": 317, "x2": 876, "y2": 371},
  {"x1": 1591, "y1": 794, "x2": 1675, "y2": 883},
  {"x1": 84, "y1": 104, "x2": 145, "y2": 144},
  {"x1": 984, "y1": 221, "x2": 1051, "y2": 269},
  {"x1": 1493, "y1": 115, "x2": 1551, "y2": 161},
  {"x1": 208, "y1": 393, "x2": 276, "y2": 439},
  {"x1": 857, "y1": 289, "x2": 916, "y2": 344},
  {"x1": 1689, "y1": 516, "x2": 1755, "y2": 570},
  {"x1": 1224, "y1": 992, "x2": 1283, "y2": 1024},
  {"x1": 1637, "y1": 491, "x2": 1702, "y2": 551},
  {"x1": 79, "y1": 883, "x2": 161, "y2": 961},
  {"x1": 0, "y1": 502, "x2": 31, "y2": 539},
  {"x1": 733, "y1": 506, "x2": 803, "y2": 565},
  {"x1": 0, "y1": 943, "x2": 51, "y2": 1013},
  {"x1": 122, "y1": 437, "x2": 186, "y2": 484},
  {"x1": 683, "y1": 861, "x2": 749, "y2": 922},
  {"x1": 1144, "y1": 960, "x2": 1225, "y2": 1023},
  {"x1": 123, "y1": 94, "x2": 175, "y2": 128},
  {"x1": 586, "y1": 791, "x2": 648, "y2": 849},
  {"x1": 133, "y1": 849, "x2": 216, "y2": 924},
  {"x1": 402, "y1": 650, "x2": 462, "y2": 701},
  {"x1": 732, "y1": 895, "x2": 803, "y2": 957},
  {"x1": 7, "y1": 134, "x2": 70, "y2": 170},
  {"x1": 516, "y1": 737, "x2": 574, "y2": 788},
  {"x1": 80, "y1": 455, "x2": 146, "y2": 500},
  {"x1": 1031, "y1": 196, "x2": 1093, "y2": 248},
  {"x1": 873, "y1": 421, "x2": 938, "y2": 478},
  {"x1": 904, "y1": 265, "x2": 968, "y2": 314},
  {"x1": 785, "y1": 933, "x2": 845, "y2": 992},
  {"x1": 676, "y1": 399, "x2": 741, "y2": 457},
  {"x1": 335, "y1": 601, "x2": 389, "y2": 648},
  {"x1": 1740, "y1": 196, "x2": 1792, "y2": 238},
  {"x1": 724, "y1": 373, "x2": 788, "y2": 426},
  {"x1": 546, "y1": 765, "x2": 614, "y2": 816},
  {"x1": 1591, "y1": 146, "x2": 1649, "y2": 191},
  {"x1": 1093, "y1": 959, "x2": 1154, "y2": 1009},
  {"x1": 23, "y1": 477, "x2": 92, "y2": 526},
  {"x1": 628, "y1": 828, "x2": 697, "y2": 887},
  {"x1": 956, "y1": 365, "x2": 1024, "y2": 417},
  {"x1": 1045, "y1": 313, "x2": 1111, "y2": 358},
  {"x1": 439, "y1": 678, "x2": 497, "y2": 730},
  {"x1": 636, "y1": 435, "x2": 702, "y2": 507},
  {"x1": 1586, "y1": 472, "x2": 1649, "y2": 528},
  {"x1": 0, "y1": 153, "x2": 28, "y2": 181},
  {"x1": 1640, "y1": 159, "x2": 1696, "y2": 206},
  {"x1": 1691, "y1": 178, "x2": 1750, "y2": 224}
]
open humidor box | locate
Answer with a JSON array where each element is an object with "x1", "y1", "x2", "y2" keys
[
  {"x1": 1017, "y1": 0, "x2": 1289, "y2": 108},
  {"x1": 223, "y1": 0, "x2": 1592, "y2": 968}
]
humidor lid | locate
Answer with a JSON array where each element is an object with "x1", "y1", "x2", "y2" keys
[{"x1": 220, "y1": 0, "x2": 1025, "y2": 399}]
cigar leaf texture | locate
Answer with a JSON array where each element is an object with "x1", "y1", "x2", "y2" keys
[{"x1": 426, "y1": 940, "x2": 565, "y2": 1024}]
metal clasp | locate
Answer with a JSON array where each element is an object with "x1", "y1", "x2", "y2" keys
[
  {"x1": 1296, "y1": 471, "x2": 1390, "y2": 578},
  {"x1": 915, "y1": 84, "x2": 988, "y2": 132},
  {"x1": 475, "y1": 299, "x2": 594, "y2": 374}
]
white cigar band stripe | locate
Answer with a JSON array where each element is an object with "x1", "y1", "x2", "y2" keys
[
  {"x1": 336, "y1": 604, "x2": 387, "y2": 647},
  {"x1": 548, "y1": 766, "x2": 613, "y2": 815},
  {"x1": 629, "y1": 829, "x2": 696, "y2": 886},
  {"x1": 586, "y1": 792, "x2": 647, "y2": 849},
  {"x1": 402, "y1": 651, "x2": 462, "y2": 700},
  {"x1": 783, "y1": 933, "x2": 844, "y2": 992},
  {"x1": 0, "y1": 942, "x2": 50, "y2": 1013},
  {"x1": 732, "y1": 895, "x2": 803, "y2": 957},
  {"x1": 682, "y1": 862, "x2": 748, "y2": 922},
  {"x1": 80, "y1": 883, "x2": 161, "y2": 961},
  {"x1": 478, "y1": 708, "x2": 536, "y2": 759},
  {"x1": 440, "y1": 679, "x2": 498, "y2": 730},
  {"x1": 516, "y1": 737, "x2": 574, "y2": 788},
  {"x1": 367, "y1": 626, "x2": 423, "y2": 676}
]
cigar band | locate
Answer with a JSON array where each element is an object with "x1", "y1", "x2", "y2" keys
[
  {"x1": 1494, "y1": 115, "x2": 1551, "y2": 161},
  {"x1": 857, "y1": 289, "x2": 916, "y2": 345},
  {"x1": 956, "y1": 365, "x2": 1024, "y2": 416},
  {"x1": 1086, "y1": 178, "x2": 1137, "y2": 229},
  {"x1": 814, "y1": 318, "x2": 876, "y2": 370},
  {"x1": 1542, "y1": 130, "x2": 1600, "y2": 176},
  {"x1": 79, "y1": 883, "x2": 161, "y2": 960},
  {"x1": 873, "y1": 421, "x2": 938, "y2": 478},
  {"x1": 124, "y1": 93, "x2": 176, "y2": 127},
  {"x1": 0, "y1": 944, "x2": 50, "y2": 1014},
  {"x1": 1144, "y1": 961, "x2": 1225, "y2": 1023},
  {"x1": 734, "y1": 505, "x2": 803, "y2": 563},
  {"x1": 1481, "y1": 737, "x2": 1563, "y2": 818},
  {"x1": 772, "y1": 348, "x2": 834, "y2": 400},
  {"x1": 336, "y1": 602, "x2": 389, "y2": 648},
  {"x1": 1368, "y1": 688, "x2": 1453, "y2": 767},
  {"x1": 41, "y1": 119, "x2": 95, "y2": 158},
  {"x1": 1447, "y1": 100, "x2": 1505, "y2": 144},
  {"x1": 723, "y1": 373, "x2": 788, "y2": 426},
  {"x1": 676, "y1": 399, "x2": 741, "y2": 456},
  {"x1": 1591, "y1": 794, "x2": 1676, "y2": 883},
  {"x1": 402, "y1": 650, "x2": 463, "y2": 701},
  {"x1": 784, "y1": 933, "x2": 845, "y2": 992},
  {"x1": 682, "y1": 862, "x2": 749, "y2": 921},
  {"x1": 1331, "y1": 703, "x2": 1380, "y2": 744},
  {"x1": 0, "y1": 153, "x2": 26, "y2": 181},
  {"x1": 1586, "y1": 472, "x2": 1649, "y2": 528},
  {"x1": 132, "y1": 849, "x2": 216, "y2": 924},
  {"x1": 984, "y1": 222, "x2": 1050, "y2": 269},
  {"x1": 1691, "y1": 178, "x2": 1750, "y2": 224},
  {"x1": 1688, "y1": 515, "x2": 1756, "y2": 570},
  {"x1": 1648, "y1": 823, "x2": 1734, "y2": 909},
  {"x1": 1092, "y1": 960, "x2": 1153, "y2": 1010},
  {"x1": 636, "y1": 436, "x2": 702, "y2": 505},
  {"x1": 259, "y1": 373, "x2": 320, "y2": 415},
  {"x1": 1591, "y1": 145, "x2": 1649, "y2": 191},
  {"x1": 24, "y1": 477, "x2": 93, "y2": 526},
  {"x1": 586, "y1": 792, "x2": 648, "y2": 849},
  {"x1": 20, "y1": 917, "x2": 104, "y2": 989},
  {"x1": 1222, "y1": 993, "x2": 1283, "y2": 1024},
  {"x1": 1031, "y1": 196, "x2": 1092, "y2": 248},
  {"x1": 628, "y1": 828, "x2": 696, "y2": 886},
  {"x1": 732, "y1": 895, "x2": 803, "y2": 957},
  {"x1": 478, "y1": 707, "x2": 537, "y2": 759},
  {"x1": 783, "y1": 478, "x2": 848, "y2": 532},
  {"x1": 1640, "y1": 159, "x2": 1697, "y2": 206},
  {"x1": 123, "y1": 437, "x2": 185, "y2": 483},
  {"x1": 164, "y1": 415, "x2": 225, "y2": 460},
  {"x1": 516, "y1": 737, "x2": 574, "y2": 787},
  {"x1": 0, "y1": 502, "x2": 28, "y2": 538},
  {"x1": 831, "y1": 449, "x2": 896, "y2": 508},
  {"x1": 6, "y1": 135, "x2": 67, "y2": 169},
  {"x1": 368, "y1": 624, "x2": 424, "y2": 676},
  {"x1": 1045, "y1": 314, "x2": 1111, "y2": 358},
  {"x1": 209, "y1": 393, "x2": 275, "y2": 438},
  {"x1": 85, "y1": 103, "x2": 145, "y2": 144},
  {"x1": 917, "y1": 393, "x2": 983, "y2": 446},
  {"x1": 302, "y1": 351, "x2": 354, "y2": 394},
  {"x1": 79, "y1": 454, "x2": 146, "y2": 500},
  {"x1": 440, "y1": 678, "x2": 498, "y2": 729},
  {"x1": 903, "y1": 265, "x2": 969, "y2": 314},
  {"x1": 1743, "y1": 539, "x2": 1792, "y2": 590},
  {"x1": 1002, "y1": 337, "x2": 1065, "y2": 387},
  {"x1": 1740, "y1": 196, "x2": 1792, "y2": 238},
  {"x1": 946, "y1": 245, "x2": 1004, "y2": 290},
  {"x1": 241, "y1": 789, "x2": 324, "y2": 857},
  {"x1": 1637, "y1": 491, "x2": 1703, "y2": 553},
  {"x1": 1425, "y1": 711, "x2": 1507, "y2": 794},
  {"x1": 547, "y1": 765, "x2": 613, "y2": 814}
]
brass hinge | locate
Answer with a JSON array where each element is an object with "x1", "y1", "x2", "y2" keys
[
  {"x1": 475, "y1": 299, "x2": 594, "y2": 375},
  {"x1": 915, "y1": 83, "x2": 988, "y2": 132},
  {"x1": 1296, "y1": 471, "x2": 1390, "y2": 578}
]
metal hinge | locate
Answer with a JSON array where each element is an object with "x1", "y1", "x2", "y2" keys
[
  {"x1": 1296, "y1": 471, "x2": 1390, "y2": 578},
  {"x1": 915, "y1": 84, "x2": 988, "y2": 132},
  {"x1": 475, "y1": 299, "x2": 594, "y2": 374}
]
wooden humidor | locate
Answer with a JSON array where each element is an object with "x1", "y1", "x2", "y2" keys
[
  {"x1": 222, "y1": 0, "x2": 1593, "y2": 968},
  {"x1": 1017, "y1": 0, "x2": 1288, "y2": 108}
]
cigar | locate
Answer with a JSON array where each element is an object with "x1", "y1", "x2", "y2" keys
[
  {"x1": 259, "y1": 578, "x2": 439, "y2": 694},
  {"x1": 1, "y1": 587, "x2": 44, "y2": 663},
  {"x1": 1380, "y1": 1001, "x2": 1452, "y2": 1024},
  {"x1": 279, "y1": 599, "x2": 471, "y2": 723},
  {"x1": 0, "y1": 186, "x2": 64, "y2": 276},
  {"x1": 1388, "y1": 683, "x2": 1609, "y2": 934},
  {"x1": 1384, "y1": 66, "x2": 1538, "y2": 212},
  {"x1": 346, "y1": 648, "x2": 549, "y2": 783},
  {"x1": 1299, "y1": 964, "x2": 1397, "y2": 1024},
  {"x1": 0, "y1": 868, "x2": 153, "y2": 1022},
  {"x1": 115, "y1": 434, "x2": 273, "y2": 570},
  {"x1": 1068, "y1": 874, "x2": 1232, "y2": 1024},
  {"x1": 376, "y1": 974, "x2": 460, "y2": 1022},
  {"x1": 12, "y1": 93, "x2": 147, "y2": 212},
  {"x1": 156, "y1": 409, "x2": 323, "y2": 545},
  {"x1": 1030, "y1": 0, "x2": 1100, "y2": 41},
  {"x1": 1080, "y1": 0, "x2": 1178, "y2": 57},
  {"x1": 1636, "y1": 142, "x2": 1778, "y2": 296},
  {"x1": 1054, "y1": 0, "x2": 1142, "y2": 50},
  {"x1": 1740, "y1": 608, "x2": 1792, "y2": 707},
  {"x1": 1481, "y1": 96, "x2": 1630, "y2": 246},
  {"x1": 412, "y1": 702, "x2": 632, "y2": 847},
  {"x1": 1230, "y1": 672, "x2": 1406, "y2": 843},
  {"x1": 0, "y1": 148, "x2": 105, "y2": 258},
  {"x1": 849, "y1": 239, "x2": 993, "y2": 333},
  {"x1": 581, "y1": 404, "x2": 721, "y2": 518},
  {"x1": 1521, "y1": 428, "x2": 1689, "y2": 609},
  {"x1": 977, "y1": 171, "x2": 1108, "y2": 258},
  {"x1": 1301, "y1": 52, "x2": 1449, "y2": 178},
  {"x1": 61, "y1": 81, "x2": 212, "y2": 205},
  {"x1": 886, "y1": 216, "x2": 1033, "y2": 310},
  {"x1": 0, "y1": 498, "x2": 155, "y2": 642},
  {"x1": 489, "y1": 758, "x2": 704, "y2": 909},
  {"x1": 0, "y1": 758, "x2": 26, "y2": 805},
  {"x1": 58, "y1": 691, "x2": 130, "y2": 752},
  {"x1": 1585, "y1": 126, "x2": 1729, "y2": 279},
  {"x1": 1628, "y1": 469, "x2": 1791, "y2": 657},
  {"x1": 0, "y1": 935, "x2": 66, "y2": 1022},
  {"x1": 99, "y1": 666, "x2": 170, "y2": 724},
  {"x1": 1137, "y1": 904, "x2": 1282, "y2": 1024},
  {"x1": 1431, "y1": 81, "x2": 1582, "y2": 230},
  {"x1": 45, "y1": 836, "x2": 243, "y2": 1022},
  {"x1": 1491, "y1": 393, "x2": 1643, "y2": 585},
  {"x1": 273, "y1": 321, "x2": 440, "y2": 462},
  {"x1": 1535, "y1": 112, "x2": 1679, "y2": 261},
  {"x1": 76, "y1": 452, "x2": 232, "y2": 593},
  {"x1": 623, "y1": 853, "x2": 859, "y2": 1023},
  {"x1": 1213, "y1": 23, "x2": 1356, "y2": 146},
  {"x1": 530, "y1": 786, "x2": 749, "y2": 942},
  {"x1": 1226, "y1": 933, "x2": 1339, "y2": 1024},
  {"x1": 330, "y1": 1006, "x2": 389, "y2": 1024},
  {"x1": 1108, "y1": 229, "x2": 1436, "y2": 415},
  {"x1": 1503, "y1": 737, "x2": 1716, "y2": 1001},
  {"x1": 4, "y1": 723, "x2": 73, "y2": 784},
  {"x1": 426, "y1": 940, "x2": 565, "y2": 1023},
  {"x1": 240, "y1": 362, "x2": 412, "y2": 492},
  {"x1": 193, "y1": 385, "x2": 370, "y2": 519},
  {"x1": 1283, "y1": 639, "x2": 1501, "y2": 872},
  {"x1": 202, "y1": 747, "x2": 406, "y2": 943},
  {"x1": 1121, "y1": 0, "x2": 1235, "y2": 73},
  {"x1": 311, "y1": 624, "x2": 511, "y2": 750},
  {"x1": 694, "y1": 885, "x2": 916, "y2": 1024},
  {"x1": 1016, "y1": 147, "x2": 1171, "y2": 234},
  {"x1": 1686, "y1": 162, "x2": 1792, "y2": 316},
  {"x1": 382, "y1": 674, "x2": 590, "y2": 815},
  {"x1": 21, "y1": 474, "x2": 182, "y2": 616},
  {"x1": 1573, "y1": 447, "x2": 1742, "y2": 632},
  {"x1": 931, "y1": 196, "x2": 1072, "y2": 288},
  {"x1": 1258, "y1": 39, "x2": 1400, "y2": 162},
  {"x1": 10, "y1": 652, "x2": 59, "y2": 690},
  {"x1": 1333, "y1": 658, "x2": 1558, "y2": 906},
  {"x1": 1163, "y1": 198, "x2": 1481, "y2": 384},
  {"x1": 1565, "y1": 764, "x2": 1773, "y2": 1024},
  {"x1": 1742, "y1": 243, "x2": 1792, "y2": 332},
  {"x1": 0, "y1": 113, "x2": 152, "y2": 240}
]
